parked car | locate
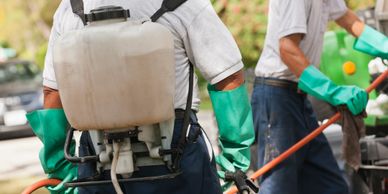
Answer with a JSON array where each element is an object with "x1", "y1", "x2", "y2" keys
[{"x1": 0, "y1": 60, "x2": 43, "y2": 140}]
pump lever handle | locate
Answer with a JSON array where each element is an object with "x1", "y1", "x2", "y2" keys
[{"x1": 225, "y1": 170, "x2": 259, "y2": 194}]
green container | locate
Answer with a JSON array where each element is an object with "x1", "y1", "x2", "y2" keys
[{"x1": 320, "y1": 30, "x2": 388, "y2": 127}]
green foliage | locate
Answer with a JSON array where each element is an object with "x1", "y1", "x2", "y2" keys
[
  {"x1": 345, "y1": 0, "x2": 375, "y2": 9},
  {"x1": 35, "y1": 44, "x2": 48, "y2": 70},
  {"x1": 0, "y1": 0, "x2": 60, "y2": 68},
  {"x1": 211, "y1": 0, "x2": 268, "y2": 68},
  {"x1": 0, "y1": 0, "x2": 377, "y2": 71}
]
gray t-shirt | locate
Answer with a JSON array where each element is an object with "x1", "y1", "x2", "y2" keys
[
  {"x1": 255, "y1": 0, "x2": 347, "y2": 82},
  {"x1": 43, "y1": 0, "x2": 244, "y2": 110}
]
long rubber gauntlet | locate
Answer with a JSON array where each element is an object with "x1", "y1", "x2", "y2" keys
[
  {"x1": 208, "y1": 84, "x2": 255, "y2": 177},
  {"x1": 298, "y1": 66, "x2": 368, "y2": 115},
  {"x1": 354, "y1": 25, "x2": 388, "y2": 59},
  {"x1": 26, "y1": 109, "x2": 78, "y2": 194}
]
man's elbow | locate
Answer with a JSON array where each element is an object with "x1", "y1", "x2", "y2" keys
[
  {"x1": 43, "y1": 86, "x2": 63, "y2": 109},
  {"x1": 214, "y1": 70, "x2": 245, "y2": 91}
]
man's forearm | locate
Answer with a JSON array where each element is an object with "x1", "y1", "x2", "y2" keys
[
  {"x1": 336, "y1": 9, "x2": 365, "y2": 38},
  {"x1": 43, "y1": 86, "x2": 63, "y2": 109},
  {"x1": 279, "y1": 34, "x2": 310, "y2": 77}
]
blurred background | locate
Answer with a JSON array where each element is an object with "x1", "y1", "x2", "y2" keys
[
  {"x1": 0, "y1": 0, "x2": 375, "y2": 72},
  {"x1": 0, "y1": 0, "x2": 382, "y2": 194}
]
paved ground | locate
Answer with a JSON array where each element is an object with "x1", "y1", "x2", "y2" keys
[
  {"x1": 0, "y1": 137, "x2": 45, "y2": 180},
  {"x1": 0, "y1": 137, "x2": 47, "y2": 194}
]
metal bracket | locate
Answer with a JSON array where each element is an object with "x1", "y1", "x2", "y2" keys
[
  {"x1": 64, "y1": 171, "x2": 182, "y2": 188},
  {"x1": 64, "y1": 127, "x2": 99, "y2": 163}
]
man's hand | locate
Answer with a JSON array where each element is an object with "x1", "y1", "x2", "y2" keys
[
  {"x1": 43, "y1": 86, "x2": 63, "y2": 109},
  {"x1": 337, "y1": 9, "x2": 388, "y2": 59},
  {"x1": 208, "y1": 69, "x2": 255, "y2": 184},
  {"x1": 278, "y1": 31, "x2": 368, "y2": 115}
]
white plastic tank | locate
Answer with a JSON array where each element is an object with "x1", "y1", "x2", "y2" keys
[{"x1": 53, "y1": 12, "x2": 176, "y2": 130}]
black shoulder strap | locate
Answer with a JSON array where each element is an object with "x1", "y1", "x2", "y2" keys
[
  {"x1": 70, "y1": 0, "x2": 87, "y2": 25},
  {"x1": 151, "y1": 0, "x2": 188, "y2": 22},
  {"x1": 151, "y1": 0, "x2": 192, "y2": 172},
  {"x1": 171, "y1": 62, "x2": 194, "y2": 171}
]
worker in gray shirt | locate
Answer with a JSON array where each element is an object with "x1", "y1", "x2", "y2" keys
[{"x1": 252, "y1": 0, "x2": 388, "y2": 193}]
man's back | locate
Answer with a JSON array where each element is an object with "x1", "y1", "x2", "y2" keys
[{"x1": 44, "y1": 0, "x2": 244, "y2": 111}]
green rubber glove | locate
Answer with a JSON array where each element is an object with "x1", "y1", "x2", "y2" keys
[
  {"x1": 354, "y1": 25, "x2": 388, "y2": 59},
  {"x1": 298, "y1": 66, "x2": 368, "y2": 115},
  {"x1": 26, "y1": 109, "x2": 78, "y2": 194},
  {"x1": 208, "y1": 83, "x2": 255, "y2": 182}
]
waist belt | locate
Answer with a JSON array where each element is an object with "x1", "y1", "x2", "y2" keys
[{"x1": 254, "y1": 77, "x2": 306, "y2": 95}]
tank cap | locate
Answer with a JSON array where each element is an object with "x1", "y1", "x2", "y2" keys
[
  {"x1": 343, "y1": 61, "x2": 357, "y2": 75},
  {"x1": 86, "y1": 6, "x2": 130, "y2": 23}
]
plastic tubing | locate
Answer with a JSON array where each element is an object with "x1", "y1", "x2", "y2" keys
[
  {"x1": 226, "y1": 70, "x2": 388, "y2": 194},
  {"x1": 111, "y1": 142, "x2": 124, "y2": 194},
  {"x1": 21, "y1": 179, "x2": 62, "y2": 194}
]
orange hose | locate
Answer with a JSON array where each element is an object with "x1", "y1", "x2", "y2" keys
[
  {"x1": 226, "y1": 70, "x2": 388, "y2": 194},
  {"x1": 21, "y1": 179, "x2": 62, "y2": 194}
]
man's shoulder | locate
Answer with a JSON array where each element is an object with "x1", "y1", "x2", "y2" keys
[
  {"x1": 53, "y1": 0, "x2": 72, "y2": 20},
  {"x1": 169, "y1": 0, "x2": 212, "y2": 23}
]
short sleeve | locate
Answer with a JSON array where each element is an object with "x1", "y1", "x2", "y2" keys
[
  {"x1": 43, "y1": 12, "x2": 61, "y2": 89},
  {"x1": 184, "y1": 4, "x2": 244, "y2": 85},
  {"x1": 277, "y1": 0, "x2": 307, "y2": 39},
  {"x1": 328, "y1": 0, "x2": 348, "y2": 21},
  {"x1": 43, "y1": 0, "x2": 83, "y2": 89}
]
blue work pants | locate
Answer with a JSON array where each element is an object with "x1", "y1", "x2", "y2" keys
[{"x1": 251, "y1": 77, "x2": 348, "y2": 194}]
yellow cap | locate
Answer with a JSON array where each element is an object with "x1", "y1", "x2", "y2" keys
[{"x1": 343, "y1": 61, "x2": 356, "y2": 75}]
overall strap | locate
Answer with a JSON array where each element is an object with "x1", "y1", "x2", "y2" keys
[
  {"x1": 151, "y1": 0, "x2": 188, "y2": 22},
  {"x1": 70, "y1": 0, "x2": 87, "y2": 25}
]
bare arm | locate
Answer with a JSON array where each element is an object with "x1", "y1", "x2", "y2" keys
[
  {"x1": 214, "y1": 70, "x2": 245, "y2": 91},
  {"x1": 278, "y1": 11, "x2": 366, "y2": 77},
  {"x1": 43, "y1": 86, "x2": 63, "y2": 109},
  {"x1": 279, "y1": 34, "x2": 310, "y2": 77},
  {"x1": 336, "y1": 9, "x2": 365, "y2": 38}
]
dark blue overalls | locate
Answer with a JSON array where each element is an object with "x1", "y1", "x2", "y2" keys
[{"x1": 77, "y1": 112, "x2": 222, "y2": 194}]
